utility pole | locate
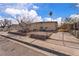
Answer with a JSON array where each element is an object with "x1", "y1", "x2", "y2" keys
[
  {"x1": 75, "y1": 17, "x2": 77, "y2": 38},
  {"x1": 61, "y1": 18, "x2": 65, "y2": 46}
]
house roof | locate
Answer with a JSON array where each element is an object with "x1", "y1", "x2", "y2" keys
[{"x1": 31, "y1": 21, "x2": 58, "y2": 24}]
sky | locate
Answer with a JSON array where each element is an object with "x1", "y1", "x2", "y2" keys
[
  {"x1": 0, "y1": 3, "x2": 79, "y2": 24},
  {"x1": 34, "y1": 3, "x2": 78, "y2": 18}
]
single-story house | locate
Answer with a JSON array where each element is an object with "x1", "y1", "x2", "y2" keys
[{"x1": 29, "y1": 21, "x2": 58, "y2": 31}]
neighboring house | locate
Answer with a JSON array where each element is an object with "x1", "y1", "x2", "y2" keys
[
  {"x1": 29, "y1": 21, "x2": 58, "y2": 31},
  {"x1": 71, "y1": 22, "x2": 79, "y2": 30},
  {"x1": 59, "y1": 23, "x2": 73, "y2": 32},
  {"x1": 10, "y1": 24, "x2": 21, "y2": 30}
]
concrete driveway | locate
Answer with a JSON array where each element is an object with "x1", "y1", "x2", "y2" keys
[{"x1": 49, "y1": 32, "x2": 79, "y2": 48}]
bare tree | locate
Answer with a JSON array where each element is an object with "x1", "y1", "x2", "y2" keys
[
  {"x1": 0, "y1": 19, "x2": 12, "y2": 31},
  {"x1": 16, "y1": 15, "x2": 35, "y2": 33},
  {"x1": 0, "y1": 19, "x2": 7, "y2": 28},
  {"x1": 7, "y1": 20, "x2": 12, "y2": 32}
]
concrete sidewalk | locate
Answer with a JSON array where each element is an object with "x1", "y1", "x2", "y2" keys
[{"x1": 50, "y1": 32, "x2": 79, "y2": 44}]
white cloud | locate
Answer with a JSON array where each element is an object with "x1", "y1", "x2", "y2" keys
[
  {"x1": 6, "y1": 18, "x2": 18, "y2": 24},
  {"x1": 54, "y1": 17, "x2": 62, "y2": 27},
  {"x1": 33, "y1": 16, "x2": 42, "y2": 22},
  {"x1": 32, "y1": 5, "x2": 39, "y2": 10},
  {"x1": 29, "y1": 10, "x2": 38, "y2": 17},
  {"x1": 20, "y1": 10, "x2": 42, "y2": 23},
  {"x1": 76, "y1": 3, "x2": 79, "y2": 8},
  {"x1": 5, "y1": 8, "x2": 42, "y2": 23},
  {"x1": 5, "y1": 8, "x2": 21, "y2": 16},
  {"x1": 43, "y1": 17, "x2": 62, "y2": 27},
  {"x1": 0, "y1": 3, "x2": 43, "y2": 24},
  {"x1": 5, "y1": 8, "x2": 38, "y2": 17},
  {"x1": 0, "y1": 16, "x2": 4, "y2": 20},
  {"x1": 70, "y1": 14, "x2": 79, "y2": 18},
  {"x1": 0, "y1": 16, "x2": 18, "y2": 24},
  {"x1": 44, "y1": 17, "x2": 53, "y2": 21},
  {"x1": 69, "y1": 14, "x2": 79, "y2": 22},
  {"x1": 4, "y1": 3, "x2": 38, "y2": 16},
  {"x1": 5, "y1": 7, "x2": 41, "y2": 21},
  {"x1": 4, "y1": 3, "x2": 43, "y2": 24}
]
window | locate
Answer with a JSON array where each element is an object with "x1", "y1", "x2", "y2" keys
[
  {"x1": 45, "y1": 27, "x2": 48, "y2": 29},
  {"x1": 40, "y1": 27, "x2": 43, "y2": 30}
]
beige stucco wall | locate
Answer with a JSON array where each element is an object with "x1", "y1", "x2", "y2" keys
[{"x1": 29, "y1": 22, "x2": 58, "y2": 31}]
